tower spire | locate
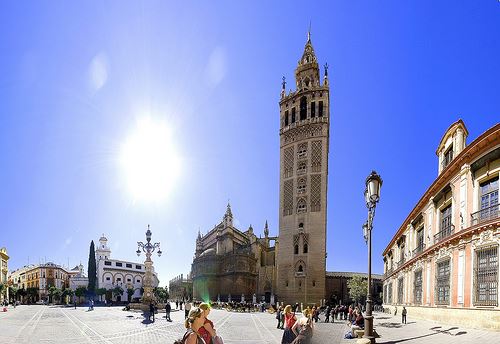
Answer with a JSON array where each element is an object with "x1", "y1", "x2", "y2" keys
[{"x1": 308, "y1": 21, "x2": 311, "y2": 42}]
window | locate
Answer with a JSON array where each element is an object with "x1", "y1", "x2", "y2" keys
[
  {"x1": 414, "y1": 269, "x2": 423, "y2": 305},
  {"x1": 297, "y1": 143, "x2": 307, "y2": 158},
  {"x1": 435, "y1": 205, "x2": 453, "y2": 243},
  {"x1": 126, "y1": 263, "x2": 132, "y2": 268},
  {"x1": 435, "y1": 259, "x2": 451, "y2": 305},
  {"x1": 136, "y1": 279, "x2": 140, "y2": 283},
  {"x1": 297, "y1": 178, "x2": 306, "y2": 194},
  {"x1": 388, "y1": 283, "x2": 393, "y2": 304},
  {"x1": 294, "y1": 245, "x2": 299, "y2": 255},
  {"x1": 127, "y1": 278, "x2": 131, "y2": 282},
  {"x1": 474, "y1": 245, "x2": 498, "y2": 306},
  {"x1": 115, "y1": 262, "x2": 122, "y2": 267},
  {"x1": 117, "y1": 278, "x2": 121, "y2": 282},
  {"x1": 303, "y1": 244, "x2": 308, "y2": 254},
  {"x1": 397, "y1": 277, "x2": 404, "y2": 304},
  {"x1": 298, "y1": 265, "x2": 303, "y2": 272},
  {"x1": 299, "y1": 96, "x2": 307, "y2": 120},
  {"x1": 414, "y1": 227, "x2": 425, "y2": 256},
  {"x1": 297, "y1": 161, "x2": 307, "y2": 175},
  {"x1": 297, "y1": 199, "x2": 307, "y2": 213},
  {"x1": 310, "y1": 102, "x2": 315, "y2": 118},
  {"x1": 479, "y1": 177, "x2": 499, "y2": 224},
  {"x1": 318, "y1": 101, "x2": 323, "y2": 117},
  {"x1": 312, "y1": 280, "x2": 316, "y2": 287},
  {"x1": 284, "y1": 110, "x2": 289, "y2": 126},
  {"x1": 106, "y1": 277, "x2": 111, "y2": 281},
  {"x1": 104, "y1": 261, "x2": 111, "y2": 266},
  {"x1": 291, "y1": 108, "x2": 296, "y2": 123},
  {"x1": 443, "y1": 146, "x2": 453, "y2": 169},
  {"x1": 136, "y1": 265, "x2": 142, "y2": 269}
]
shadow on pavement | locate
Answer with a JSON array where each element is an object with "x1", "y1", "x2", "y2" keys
[
  {"x1": 377, "y1": 332, "x2": 438, "y2": 343},
  {"x1": 378, "y1": 322, "x2": 403, "y2": 328}
]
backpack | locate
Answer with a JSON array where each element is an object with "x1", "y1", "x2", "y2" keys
[{"x1": 174, "y1": 330, "x2": 192, "y2": 344}]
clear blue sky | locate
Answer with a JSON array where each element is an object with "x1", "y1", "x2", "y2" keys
[{"x1": 1, "y1": 2, "x2": 499, "y2": 285}]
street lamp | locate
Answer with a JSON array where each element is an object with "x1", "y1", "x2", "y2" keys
[
  {"x1": 136, "y1": 225, "x2": 162, "y2": 305},
  {"x1": 363, "y1": 171, "x2": 382, "y2": 344}
]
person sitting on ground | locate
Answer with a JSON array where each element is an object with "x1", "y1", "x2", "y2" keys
[
  {"x1": 291, "y1": 308, "x2": 313, "y2": 344},
  {"x1": 198, "y1": 303, "x2": 216, "y2": 344}
]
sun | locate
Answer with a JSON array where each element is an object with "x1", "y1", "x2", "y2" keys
[{"x1": 120, "y1": 117, "x2": 181, "y2": 202}]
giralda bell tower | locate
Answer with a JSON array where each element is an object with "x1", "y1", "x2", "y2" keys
[{"x1": 277, "y1": 32, "x2": 330, "y2": 305}]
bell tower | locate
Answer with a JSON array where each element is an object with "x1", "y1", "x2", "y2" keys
[{"x1": 276, "y1": 32, "x2": 330, "y2": 305}]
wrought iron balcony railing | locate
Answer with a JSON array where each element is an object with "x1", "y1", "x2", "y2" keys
[
  {"x1": 412, "y1": 243, "x2": 426, "y2": 257},
  {"x1": 433, "y1": 224, "x2": 455, "y2": 244},
  {"x1": 471, "y1": 204, "x2": 499, "y2": 226},
  {"x1": 397, "y1": 258, "x2": 406, "y2": 268}
]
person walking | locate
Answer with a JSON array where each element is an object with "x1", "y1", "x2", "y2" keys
[
  {"x1": 165, "y1": 301, "x2": 172, "y2": 321},
  {"x1": 149, "y1": 302, "x2": 155, "y2": 322},
  {"x1": 176, "y1": 300, "x2": 179, "y2": 309},
  {"x1": 198, "y1": 303, "x2": 217, "y2": 344},
  {"x1": 276, "y1": 306, "x2": 283, "y2": 328},
  {"x1": 281, "y1": 305, "x2": 297, "y2": 344},
  {"x1": 401, "y1": 306, "x2": 407, "y2": 324},
  {"x1": 291, "y1": 308, "x2": 313, "y2": 344},
  {"x1": 185, "y1": 301, "x2": 192, "y2": 319},
  {"x1": 180, "y1": 307, "x2": 206, "y2": 344}
]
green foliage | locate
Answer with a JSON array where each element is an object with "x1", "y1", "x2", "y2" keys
[
  {"x1": 126, "y1": 288, "x2": 135, "y2": 302},
  {"x1": 26, "y1": 287, "x2": 39, "y2": 302},
  {"x1": 112, "y1": 286, "x2": 124, "y2": 298},
  {"x1": 154, "y1": 287, "x2": 168, "y2": 302},
  {"x1": 75, "y1": 286, "x2": 87, "y2": 298},
  {"x1": 347, "y1": 275, "x2": 368, "y2": 304},
  {"x1": 87, "y1": 240, "x2": 97, "y2": 293}
]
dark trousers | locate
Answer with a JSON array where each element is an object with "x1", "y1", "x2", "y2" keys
[
  {"x1": 185, "y1": 309, "x2": 189, "y2": 318},
  {"x1": 402, "y1": 314, "x2": 406, "y2": 324},
  {"x1": 165, "y1": 312, "x2": 171, "y2": 321}
]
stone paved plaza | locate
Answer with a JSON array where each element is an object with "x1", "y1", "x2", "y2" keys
[{"x1": 0, "y1": 304, "x2": 497, "y2": 344}]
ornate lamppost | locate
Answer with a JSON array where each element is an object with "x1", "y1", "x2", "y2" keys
[
  {"x1": 136, "y1": 225, "x2": 162, "y2": 305},
  {"x1": 362, "y1": 171, "x2": 382, "y2": 344}
]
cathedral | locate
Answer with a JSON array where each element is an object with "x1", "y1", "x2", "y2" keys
[{"x1": 192, "y1": 33, "x2": 330, "y2": 306}]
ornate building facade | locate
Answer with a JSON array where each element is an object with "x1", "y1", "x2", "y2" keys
[
  {"x1": 95, "y1": 235, "x2": 159, "y2": 302},
  {"x1": 382, "y1": 120, "x2": 500, "y2": 330},
  {"x1": 1, "y1": 247, "x2": 9, "y2": 303},
  {"x1": 169, "y1": 273, "x2": 193, "y2": 301},
  {"x1": 276, "y1": 33, "x2": 330, "y2": 305},
  {"x1": 191, "y1": 204, "x2": 277, "y2": 303}
]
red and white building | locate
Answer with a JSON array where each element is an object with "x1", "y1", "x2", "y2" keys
[{"x1": 382, "y1": 120, "x2": 499, "y2": 330}]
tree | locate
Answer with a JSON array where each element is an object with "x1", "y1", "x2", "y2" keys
[
  {"x1": 75, "y1": 286, "x2": 87, "y2": 304},
  {"x1": 87, "y1": 240, "x2": 97, "y2": 294},
  {"x1": 112, "y1": 286, "x2": 124, "y2": 301},
  {"x1": 0, "y1": 284, "x2": 5, "y2": 301},
  {"x1": 126, "y1": 288, "x2": 135, "y2": 303},
  {"x1": 154, "y1": 287, "x2": 168, "y2": 303},
  {"x1": 61, "y1": 288, "x2": 74, "y2": 304},
  {"x1": 17, "y1": 288, "x2": 27, "y2": 303},
  {"x1": 26, "y1": 287, "x2": 39, "y2": 303},
  {"x1": 48, "y1": 286, "x2": 61, "y2": 304},
  {"x1": 96, "y1": 288, "x2": 107, "y2": 302},
  {"x1": 347, "y1": 275, "x2": 368, "y2": 305},
  {"x1": 9, "y1": 286, "x2": 18, "y2": 303}
]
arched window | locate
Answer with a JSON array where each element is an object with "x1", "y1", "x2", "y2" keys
[
  {"x1": 294, "y1": 245, "x2": 299, "y2": 255},
  {"x1": 298, "y1": 265, "x2": 303, "y2": 272},
  {"x1": 284, "y1": 110, "x2": 289, "y2": 126},
  {"x1": 303, "y1": 244, "x2": 308, "y2": 254},
  {"x1": 291, "y1": 108, "x2": 296, "y2": 123},
  {"x1": 297, "y1": 178, "x2": 306, "y2": 194},
  {"x1": 300, "y1": 96, "x2": 307, "y2": 120},
  {"x1": 297, "y1": 198, "x2": 307, "y2": 213}
]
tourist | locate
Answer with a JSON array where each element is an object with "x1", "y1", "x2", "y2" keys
[
  {"x1": 402, "y1": 306, "x2": 407, "y2": 324},
  {"x1": 182, "y1": 307, "x2": 206, "y2": 344},
  {"x1": 149, "y1": 302, "x2": 155, "y2": 322},
  {"x1": 165, "y1": 301, "x2": 172, "y2": 321},
  {"x1": 176, "y1": 300, "x2": 179, "y2": 309},
  {"x1": 281, "y1": 305, "x2": 297, "y2": 344},
  {"x1": 291, "y1": 308, "x2": 313, "y2": 344},
  {"x1": 198, "y1": 303, "x2": 217, "y2": 344},
  {"x1": 324, "y1": 305, "x2": 331, "y2": 323},
  {"x1": 350, "y1": 310, "x2": 364, "y2": 338},
  {"x1": 185, "y1": 301, "x2": 192, "y2": 319},
  {"x1": 276, "y1": 306, "x2": 283, "y2": 328}
]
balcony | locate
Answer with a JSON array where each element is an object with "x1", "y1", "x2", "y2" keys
[
  {"x1": 295, "y1": 272, "x2": 306, "y2": 278},
  {"x1": 471, "y1": 204, "x2": 499, "y2": 226},
  {"x1": 397, "y1": 258, "x2": 406, "y2": 268},
  {"x1": 433, "y1": 224, "x2": 455, "y2": 244},
  {"x1": 412, "y1": 243, "x2": 426, "y2": 257}
]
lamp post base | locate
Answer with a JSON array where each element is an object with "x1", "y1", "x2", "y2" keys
[{"x1": 357, "y1": 337, "x2": 374, "y2": 344}]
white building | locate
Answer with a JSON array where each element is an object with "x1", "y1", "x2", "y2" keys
[
  {"x1": 95, "y1": 235, "x2": 159, "y2": 302},
  {"x1": 68, "y1": 263, "x2": 88, "y2": 291}
]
